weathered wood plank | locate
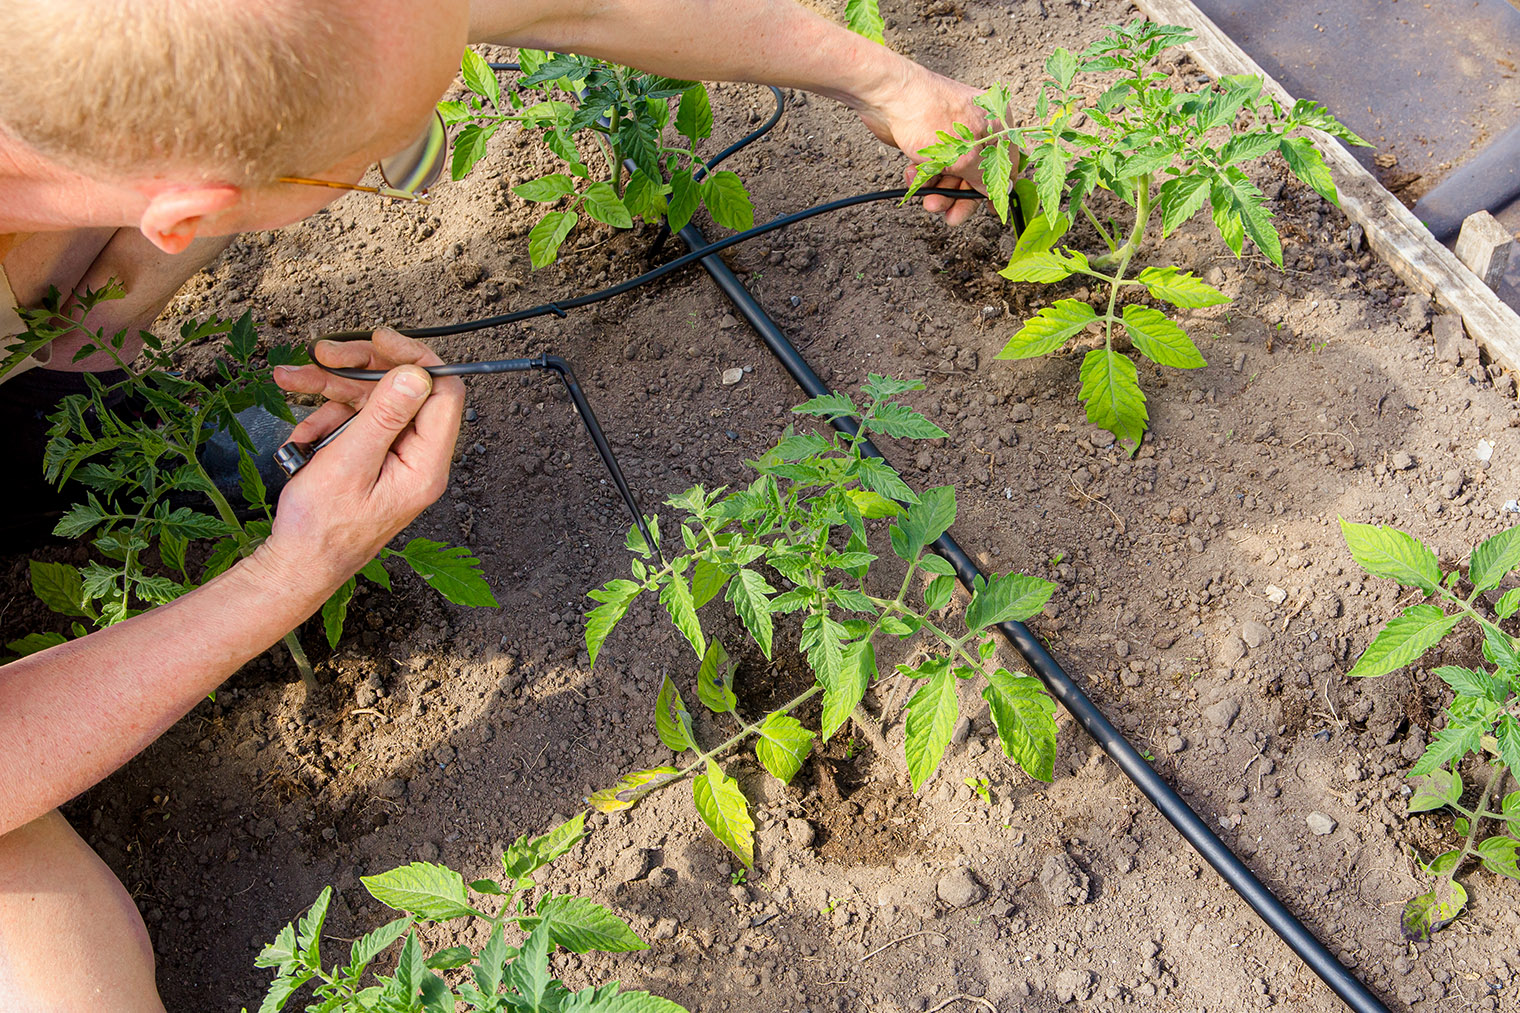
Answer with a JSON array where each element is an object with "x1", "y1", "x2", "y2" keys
[
  {"x1": 1133, "y1": 0, "x2": 1520, "y2": 373},
  {"x1": 1455, "y1": 211, "x2": 1515, "y2": 290}
]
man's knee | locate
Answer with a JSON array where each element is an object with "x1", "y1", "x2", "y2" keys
[{"x1": 0, "y1": 811, "x2": 165, "y2": 1013}]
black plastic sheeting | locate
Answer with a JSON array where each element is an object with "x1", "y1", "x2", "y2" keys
[{"x1": 1193, "y1": 0, "x2": 1520, "y2": 301}]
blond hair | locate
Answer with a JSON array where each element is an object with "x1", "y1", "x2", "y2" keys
[{"x1": 0, "y1": 0, "x2": 368, "y2": 183}]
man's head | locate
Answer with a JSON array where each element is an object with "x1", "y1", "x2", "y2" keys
[{"x1": 0, "y1": 0, "x2": 470, "y2": 251}]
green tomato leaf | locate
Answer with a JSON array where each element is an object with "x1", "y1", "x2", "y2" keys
[
  {"x1": 666, "y1": 169, "x2": 701, "y2": 234},
  {"x1": 844, "y1": 0, "x2": 885, "y2": 44},
  {"x1": 658, "y1": 568, "x2": 705, "y2": 659},
  {"x1": 702, "y1": 171, "x2": 754, "y2": 231},
  {"x1": 654, "y1": 674, "x2": 697, "y2": 753},
  {"x1": 697, "y1": 639, "x2": 738, "y2": 714},
  {"x1": 983, "y1": 667, "x2": 1058, "y2": 782},
  {"x1": 1121, "y1": 305, "x2": 1207, "y2": 369},
  {"x1": 321, "y1": 577, "x2": 356, "y2": 649},
  {"x1": 1433, "y1": 665, "x2": 1507, "y2": 703},
  {"x1": 981, "y1": 141, "x2": 1013, "y2": 223},
  {"x1": 1496, "y1": 587, "x2": 1520, "y2": 620},
  {"x1": 904, "y1": 658, "x2": 958, "y2": 792},
  {"x1": 1278, "y1": 135, "x2": 1338, "y2": 205},
  {"x1": 692, "y1": 759, "x2": 754, "y2": 866},
  {"x1": 996, "y1": 299, "x2": 1096, "y2": 360},
  {"x1": 532, "y1": 894, "x2": 648, "y2": 953},
  {"x1": 5, "y1": 632, "x2": 68, "y2": 656},
  {"x1": 1411, "y1": 706, "x2": 1494, "y2": 777},
  {"x1": 726, "y1": 568, "x2": 776, "y2": 658},
  {"x1": 965, "y1": 572, "x2": 1056, "y2": 631},
  {"x1": 28, "y1": 559, "x2": 89, "y2": 618},
  {"x1": 361, "y1": 863, "x2": 476, "y2": 921},
  {"x1": 450, "y1": 123, "x2": 494, "y2": 181},
  {"x1": 1476, "y1": 835, "x2": 1520, "y2": 881},
  {"x1": 1209, "y1": 166, "x2": 1281, "y2": 265},
  {"x1": 865, "y1": 401, "x2": 948, "y2": 440},
  {"x1": 1045, "y1": 47, "x2": 1079, "y2": 90},
  {"x1": 348, "y1": 917, "x2": 413, "y2": 978},
  {"x1": 388, "y1": 538, "x2": 497, "y2": 607},
  {"x1": 1136, "y1": 266, "x2": 1230, "y2": 309},
  {"x1": 528, "y1": 210, "x2": 579, "y2": 269},
  {"x1": 999, "y1": 249, "x2": 1087, "y2": 284},
  {"x1": 1348, "y1": 604, "x2": 1460, "y2": 678},
  {"x1": 582, "y1": 181, "x2": 633, "y2": 229},
  {"x1": 892, "y1": 485, "x2": 957, "y2": 559},
  {"x1": 1339, "y1": 519, "x2": 1443, "y2": 593},
  {"x1": 586, "y1": 578, "x2": 641, "y2": 666},
  {"x1": 460, "y1": 48, "x2": 501, "y2": 107},
  {"x1": 1407, "y1": 767, "x2": 1462, "y2": 813},
  {"x1": 755, "y1": 712, "x2": 815, "y2": 785},
  {"x1": 675, "y1": 85, "x2": 713, "y2": 141},
  {"x1": 823, "y1": 640, "x2": 876, "y2": 741},
  {"x1": 1469, "y1": 527, "x2": 1520, "y2": 593},
  {"x1": 1078, "y1": 345, "x2": 1148, "y2": 450},
  {"x1": 515, "y1": 173, "x2": 577, "y2": 203},
  {"x1": 1497, "y1": 715, "x2": 1520, "y2": 782},
  {"x1": 801, "y1": 611, "x2": 848, "y2": 693}
]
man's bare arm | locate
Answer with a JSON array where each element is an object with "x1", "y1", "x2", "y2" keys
[
  {"x1": 469, "y1": 0, "x2": 989, "y2": 223},
  {"x1": 0, "y1": 331, "x2": 463, "y2": 837}
]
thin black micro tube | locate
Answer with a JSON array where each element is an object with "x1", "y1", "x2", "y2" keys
[{"x1": 313, "y1": 69, "x2": 1391, "y2": 1012}]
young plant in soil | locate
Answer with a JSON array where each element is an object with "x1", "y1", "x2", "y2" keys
[
  {"x1": 583, "y1": 377, "x2": 1057, "y2": 866},
  {"x1": 907, "y1": 19, "x2": 1367, "y2": 452},
  {"x1": 249, "y1": 813, "x2": 690, "y2": 1013},
  {"x1": 1340, "y1": 520, "x2": 1520, "y2": 939},
  {"x1": 443, "y1": 49, "x2": 754, "y2": 269},
  {"x1": 5, "y1": 283, "x2": 497, "y2": 687}
]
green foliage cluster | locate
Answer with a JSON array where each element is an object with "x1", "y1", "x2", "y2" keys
[
  {"x1": 907, "y1": 20, "x2": 1366, "y2": 451},
  {"x1": 583, "y1": 378, "x2": 1057, "y2": 865},
  {"x1": 1340, "y1": 520, "x2": 1520, "y2": 940},
  {"x1": 6, "y1": 284, "x2": 496, "y2": 686},
  {"x1": 250, "y1": 814, "x2": 689, "y2": 1013},
  {"x1": 443, "y1": 50, "x2": 753, "y2": 269}
]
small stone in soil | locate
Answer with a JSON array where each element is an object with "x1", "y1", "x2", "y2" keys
[
  {"x1": 1240, "y1": 619, "x2": 1270, "y2": 649},
  {"x1": 721, "y1": 367, "x2": 744, "y2": 385},
  {"x1": 936, "y1": 868, "x2": 986, "y2": 908},
  {"x1": 1306, "y1": 812, "x2": 1338, "y2": 836},
  {"x1": 1204, "y1": 697, "x2": 1240, "y2": 731},
  {"x1": 1039, "y1": 851, "x2": 1091, "y2": 906}
]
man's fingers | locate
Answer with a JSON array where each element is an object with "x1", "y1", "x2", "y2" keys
[
  {"x1": 370, "y1": 327, "x2": 445, "y2": 368},
  {"x1": 323, "y1": 364, "x2": 434, "y2": 476},
  {"x1": 287, "y1": 400, "x2": 355, "y2": 446},
  {"x1": 312, "y1": 338, "x2": 379, "y2": 369}
]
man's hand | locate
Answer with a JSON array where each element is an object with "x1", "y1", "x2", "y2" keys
[
  {"x1": 265, "y1": 329, "x2": 464, "y2": 589},
  {"x1": 851, "y1": 61, "x2": 992, "y2": 227}
]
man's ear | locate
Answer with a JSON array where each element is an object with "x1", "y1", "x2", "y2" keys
[{"x1": 138, "y1": 186, "x2": 240, "y2": 254}]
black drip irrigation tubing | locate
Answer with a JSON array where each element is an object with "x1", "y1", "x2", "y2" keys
[{"x1": 304, "y1": 75, "x2": 1392, "y2": 1013}]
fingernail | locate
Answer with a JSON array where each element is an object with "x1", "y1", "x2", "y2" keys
[
  {"x1": 393, "y1": 367, "x2": 431, "y2": 399},
  {"x1": 273, "y1": 364, "x2": 296, "y2": 375}
]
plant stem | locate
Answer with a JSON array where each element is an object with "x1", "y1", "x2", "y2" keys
[
  {"x1": 678, "y1": 683, "x2": 823, "y2": 778},
  {"x1": 283, "y1": 631, "x2": 318, "y2": 692}
]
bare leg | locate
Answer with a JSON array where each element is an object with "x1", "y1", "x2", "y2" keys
[
  {"x1": 5, "y1": 228, "x2": 233, "y2": 372},
  {"x1": 0, "y1": 810, "x2": 166, "y2": 1013}
]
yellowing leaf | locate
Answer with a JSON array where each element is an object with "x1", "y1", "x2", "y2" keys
[
  {"x1": 996, "y1": 300, "x2": 1096, "y2": 360},
  {"x1": 692, "y1": 759, "x2": 754, "y2": 866}
]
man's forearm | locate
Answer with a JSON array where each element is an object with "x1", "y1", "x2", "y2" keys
[
  {"x1": 469, "y1": 0, "x2": 909, "y2": 114},
  {"x1": 0, "y1": 550, "x2": 339, "y2": 835}
]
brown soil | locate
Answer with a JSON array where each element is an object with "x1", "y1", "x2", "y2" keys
[{"x1": 7, "y1": 2, "x2": 1520, "y2": 1012}]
